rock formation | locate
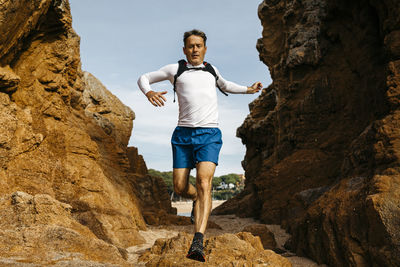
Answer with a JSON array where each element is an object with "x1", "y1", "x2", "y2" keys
[
  {"x1": 0, "y1": 191, "x2": 128, "y2": 266},
  {"x1": 242, "y1": 224, "x2": 277, "y2": 250},
  {"x1": 214, "y1": 0, "x2": 400, "y2": 266},
  {"x1": 139, "y1": 232, "x2": 292, "y2": 266},
  {"x1": 0, "y1": 0, "x2": 174, "y2": 265}
]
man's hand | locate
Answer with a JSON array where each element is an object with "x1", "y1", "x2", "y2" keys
[
  {"x1": 247, "y1": 82, "x2": 263, "y2": 94},
  {"x1": 146, "y1": 90, "x2": 167, "y2": 107}
]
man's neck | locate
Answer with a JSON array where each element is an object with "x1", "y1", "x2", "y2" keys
[{"x1": 187, "y1": 61, "x2": 204, "y2": 68}]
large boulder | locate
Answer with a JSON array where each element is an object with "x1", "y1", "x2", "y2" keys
[
  {"x1": 126, "y1": 146, "x2": 179, "y2": 224},
  {"x1": 0, "y1": 0, "x2": 174, "y2": 264},
  {"x1": 214, "y1": 0, "x2": 400, "y2": 266},
  {"x1": 82, "y1": 71, "x2": 134, "y2": 148},
  {"x1": 139, "y1": 232, "x2": 291, "y2": 266},
  {"x1": 0, "y1": 191, "x2": 127, "y2": 266},
  {"x1": 127, "y1": 146, "x2": 148, "y2": 175},
  {"x1": 242, "y1": 224, "x2": 277, "y2": 250},
  {"x1": 0, "y1": 0, "x2": 146, "y2": 250}
]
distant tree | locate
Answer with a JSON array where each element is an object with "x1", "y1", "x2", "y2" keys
[
  {"x1": 149, "y1": 169, "x2": 243, "y2": 201},
  {"x1": 148, "y1": 168, "x2": 195, "y2": 196},
  {"x1": 212, "y1": 176, "x2": 222, "y2": 188},
  {"x1": 219, "y1": 173, "x2": 240, "y2": 185}
]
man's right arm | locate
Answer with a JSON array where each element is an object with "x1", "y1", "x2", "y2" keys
[{"x1": 137, "y1": 64, "x2": 176, "y2": 107}]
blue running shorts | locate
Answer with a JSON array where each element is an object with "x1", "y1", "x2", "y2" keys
[{"x1": 171, "y1": 126, "x2": 223, "y2": 169}]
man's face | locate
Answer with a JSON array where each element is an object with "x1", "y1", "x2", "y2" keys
[{"x1": 183, "y1": 35, "x2": 207, "y2": 66}]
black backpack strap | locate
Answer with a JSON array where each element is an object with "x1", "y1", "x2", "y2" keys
[
  {"x1": 203, "y1": 62, "x2": 228, "y2": 96},
  {"x1": 173, "y1": 60, "x2": 228, "y2": 103},
  {"x1": 173, "y1": 60, "x2": 188, "y2": 102}
]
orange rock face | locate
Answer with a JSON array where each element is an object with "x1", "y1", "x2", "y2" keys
[
  {"x1": 242, "y1": 224, "x2": 277, "y2": 250},
  {"x1": 126, "y1": 146, "x2": 179, "y2": 225},
  {"x1": 0, "y1": 191, "x2": 128, "y2": 265},
  {"x1": 127, "y1": 147, "x2": 148, "y2": 175},
  {"x1": 214, "y1": 0, "x2": 400, "y2": 266},
  {"x1": 0, "y1": 0, "x2": 173, "y2": 265}
]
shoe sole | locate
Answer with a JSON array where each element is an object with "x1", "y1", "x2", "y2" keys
[{"x1": 186, "y1": 251, "x2": 205, "y2": 262}]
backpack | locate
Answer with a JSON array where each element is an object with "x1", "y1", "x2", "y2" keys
[{"x1": 172, "y1": 59, "x2": 228, "y2": 102}]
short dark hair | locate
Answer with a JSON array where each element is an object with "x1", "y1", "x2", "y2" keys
[{"x1": 183, "y1": 29, "x2": 207, "y2": 47}]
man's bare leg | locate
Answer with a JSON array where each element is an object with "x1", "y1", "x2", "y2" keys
[
  {"x1": 194, "y1": 161, "x2": 216, "y2": 233},
  {"x1": 173, "y1": 168, "x2": 197, "y2": 200},
  {"x1": 186, "y1": 161, "x2": 215, "y2": 262}
]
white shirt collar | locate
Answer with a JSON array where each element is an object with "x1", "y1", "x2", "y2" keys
[{"x1": 187, "y1": 62, "x2": 205, "y2": 68}]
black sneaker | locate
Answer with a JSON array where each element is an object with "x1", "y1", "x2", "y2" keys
[
  {"x1": 186, "y1": 238, "x2": 205, "y2": 262},
  {"x1": 190, "y1": 200, "x2": 196, "y2": 224}
]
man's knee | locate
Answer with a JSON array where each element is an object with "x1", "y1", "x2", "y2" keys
[
  {"x1": 173, "y1": 168, "x2": 191, "y2": 195},
  {"x1": 174, "y1": 181, "x2": 187, "y2": 195},
  {"x1": 196, "y1": 176, "x2": 212, "y2": 193}
]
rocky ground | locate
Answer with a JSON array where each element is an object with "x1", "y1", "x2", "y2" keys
[{"x1": 127, "y1": 202, "x2": 328, "y2": 266}]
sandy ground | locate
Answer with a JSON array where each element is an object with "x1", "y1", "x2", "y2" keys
[
  {"x1": 127, "y1": 201, "x2": 328, "y2": 267},
  {"x1": 171, "y1": 199, "x2": 226, "y2": 214}
]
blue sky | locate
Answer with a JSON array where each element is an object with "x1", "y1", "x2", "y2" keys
[{"x1": 69, "y1": 0, "x2": 271, "y2": 176}]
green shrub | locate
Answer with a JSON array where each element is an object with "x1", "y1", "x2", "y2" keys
[{"x1": 148, "y1": 169, "x2": 243, "y2": 201}]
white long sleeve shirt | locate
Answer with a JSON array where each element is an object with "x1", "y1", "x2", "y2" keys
[{"x1": 137, "y1": 62, "x2": 247, "y2": 128}]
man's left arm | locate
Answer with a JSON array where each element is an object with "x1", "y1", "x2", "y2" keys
[{"x1": 214, "y1": 66, "x2": 263, "y2": 94}]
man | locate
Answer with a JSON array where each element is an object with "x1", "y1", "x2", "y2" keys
[{"x1": 137, "y1": 29, "x2": 262, "y2": 262}]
